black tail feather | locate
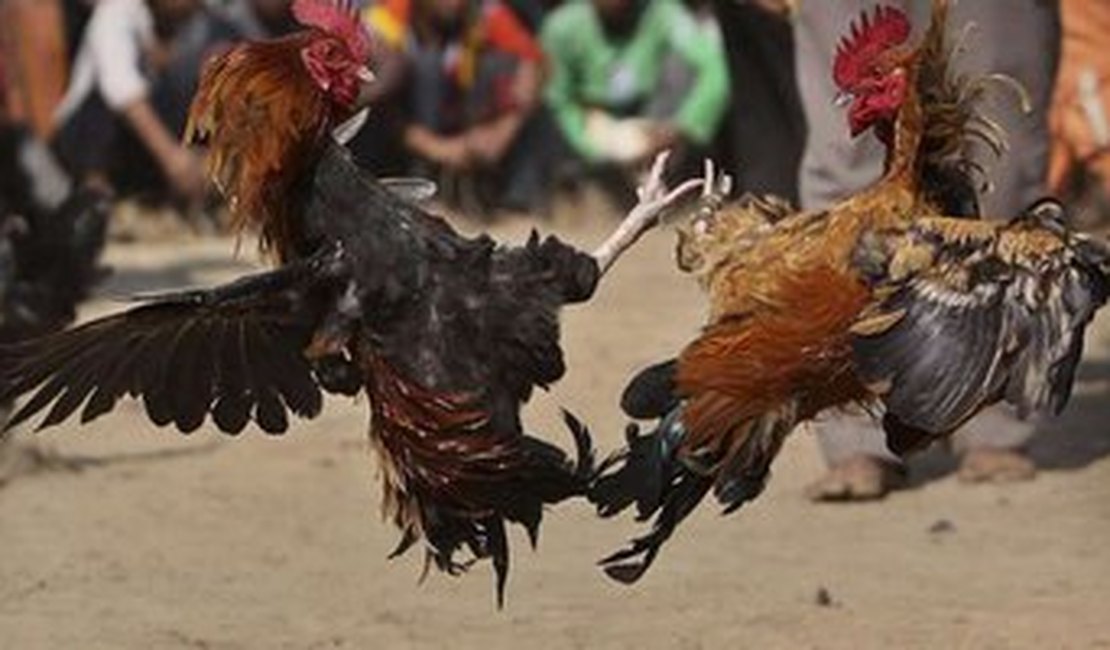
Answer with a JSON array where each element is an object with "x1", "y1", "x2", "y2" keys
[
  {"x1": 591, "y1": 401, "x2": 785, "y2": 581},
  {"x1": 597, "y1": 471, "x2": 712, "y2": 584},
  {"x1": 620, "y1": 359, "x2": 679, "y2": 420},
  {"x1": 589, "y1": 407, "x2": 714, "y2": 583}
]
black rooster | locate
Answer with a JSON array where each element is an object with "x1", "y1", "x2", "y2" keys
[{"x1": 0, "y1": 0, "x2": 704, "y2": 602}]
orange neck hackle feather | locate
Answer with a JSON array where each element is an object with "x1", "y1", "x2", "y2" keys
[
  {"x1": 185, "y1": 33, "x2": 339, "y2": 261},
  {"x1": 676, "y1": 265, "x2": 873, "y2": 467},
  {"x1": 185, "y1": 1, "x2": 374, "y2": 262}
]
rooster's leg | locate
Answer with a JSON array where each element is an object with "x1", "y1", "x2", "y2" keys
[{"x1": 592, "y1": 152, "x2": 707, "y2": 275}]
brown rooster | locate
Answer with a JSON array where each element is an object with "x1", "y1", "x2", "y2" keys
[
  {"x1": 592, "y1": 2, "x2": 1110, "y2": 583},
  {"x1": 0, "y1": 0, "x2": 705, "y2": 604}
]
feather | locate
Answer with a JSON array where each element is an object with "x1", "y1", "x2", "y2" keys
[
  {"x1": 854, "y1": 212, "x2": 1110, "y2": 437},
  {"x1": 185, "y1": 34, "x2": 337, "y2": 261},
  {"x1": 0, "y1": 261, "x2": 330, "y2": 436}
]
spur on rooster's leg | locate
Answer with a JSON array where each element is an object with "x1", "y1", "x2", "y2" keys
[
  {"x1": 590, "y1": 0, "x2": 1110, "y2": 584},
  {"x1": 0, "y1": 0, "x2": 706, "y2": 606}
]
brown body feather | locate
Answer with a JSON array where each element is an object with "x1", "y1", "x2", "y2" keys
[{"x1": 677, "y1": 266, "x2": 872, "y2": 467}]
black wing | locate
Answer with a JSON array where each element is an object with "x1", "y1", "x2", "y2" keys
[
  {"x1": 852, "y1": 207, "x2": 1110, "y2": 451},
  {"x1": 0, "y1": 252, "x2": 344, "y2": 435}
]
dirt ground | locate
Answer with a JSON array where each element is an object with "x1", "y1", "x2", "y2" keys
[{"x1": 1, "y1": 214, "x2": 1109, "y2": 650}]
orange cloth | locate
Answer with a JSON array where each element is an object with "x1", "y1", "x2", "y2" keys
[
  {"x1": 1048, "y1": 0, "x2": 1110, "y2": 191},
  {"x1": 368, "y1": 0, "x2": 543, "y2": 71},
  {"x1": 0, "y1": 0, "x2": 69, "y2": 138}
]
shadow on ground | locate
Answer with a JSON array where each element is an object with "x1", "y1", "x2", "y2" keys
[
  {"x1": 906, "y1": 360, "x2": 1110, "y2": 485},
  {"x1": 96, "y1": 256, "x2": 258, "y2": 297},
  {"x1": 0, "y1": 437, "x2": 223, "y2": 492}
]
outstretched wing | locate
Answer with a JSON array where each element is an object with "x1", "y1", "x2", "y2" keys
[
  {"x1": 0, "y1": 253, "x2": 345, "y2": 435},
  {"x1": 852, "y1": 207, "x2": 1110, "y2": 452}
]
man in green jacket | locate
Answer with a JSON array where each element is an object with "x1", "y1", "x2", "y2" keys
[{"x1": 541, "y1": 0, "x2": 728, "y2": 192}]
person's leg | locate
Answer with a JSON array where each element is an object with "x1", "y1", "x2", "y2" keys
[
  {"x1": 796, "y1": 0, "x2": 911, "y2": 499},
  {"x1": 151, "y1": 10, "x2": 244, "y2": 137},
  {"x1": 51, "y1": 92, "x2": 120, "y2": 190},
  {"x1": 1047, "y1": 0, "x2": 1110, "y2": 220},
  {"x1": 942, "y1": 0, "x2": 1060, "y2": 478},
  {"x1": 712, "y1": 0, "x2": 805, "y2": 203},
  {"x1": 804, "y1": 413, "x2": 906, "y2": 501},
  {"x1": 409, "y1": 46, "x2": 449, "y2": 134},
  {"x1": 949, "y1": 0, "x2": 1060, "y2": 218},
  {"x1": 466, "y1": 51, "x2": 549, "y2": 213},
  {"x1": 952, "y1": 408, "x2": 1037, "y2": 482},
  {"x1": 495, "y1": 108, "x2": 553, "y2": 214}
]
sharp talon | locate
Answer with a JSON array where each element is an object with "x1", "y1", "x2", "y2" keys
[
  {"x1": 701, "y1": 159, "x2": 714, "y2": 198},
  {"x1": 663, "y1": 178, "x2": 705, "y2": 206},
  {"x1": 647, "y1": 151, "x2": 671, "y2": 196},
  {"x1": 652, "y1": 151, "x2": 671, "y2": 181}
]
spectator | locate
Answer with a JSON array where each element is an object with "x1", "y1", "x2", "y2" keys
[
  {"x1": 1048, "y1": 0, "x2": 1110, "y2": 226},
  {"x1": 0, "y1": 0, "x2": 71, "y2": 140},
  {"x1": 51, "y1": 0, "x2": 241, "y2": 204},
  {"x1": 0, "y1": 0, "x2": 82, "y2": 214},
  {"x1": 362, "y1": 0, "x2": 547, "y2": 213},
  {"x1": 711, "y1": 0, "x2": 804, "y2": 203},
  {"x1": 60, "y1": 0, "x2": 95, "y2": 60},
  {"x1": 796, "y1": 0, "x2": 1061, "y2": 501},
  {"x1": 541, "y1": 0, "x2": 729, "y2": 203},
  {"x1": 219, "y1": 0, "x2": 299, "y2": 38}
]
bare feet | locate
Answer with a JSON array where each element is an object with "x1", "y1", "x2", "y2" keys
[
  {"x1": 957, "y1": 447, "x2": 1037, "y2": 484},
  {"x1": 804, "y1": 454, "x2": 907, "y2": 502}
]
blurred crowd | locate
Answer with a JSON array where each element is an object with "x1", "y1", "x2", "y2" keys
[
  {"x1": 0, "y1": 0, "x2": 786, "y2": 218},
  {"x1": 1, "y1": 0, "x2": 1109, "y2": 493},
  {"x1": 1, "y1": 0, "x2": 1103, "y2": 220}
]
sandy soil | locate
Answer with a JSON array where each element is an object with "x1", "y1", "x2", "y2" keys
[{"x1": 1, "y1": 215, "x2": 1109, "y2": 650}]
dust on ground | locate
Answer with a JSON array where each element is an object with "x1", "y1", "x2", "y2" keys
[{"x1": 1, "y1": 212, "x2": 1109, "y2": 650}]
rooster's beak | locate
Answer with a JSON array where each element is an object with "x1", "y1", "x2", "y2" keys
[{"x1": 354, "y1": 66, "x2": 377, "y2": 111}]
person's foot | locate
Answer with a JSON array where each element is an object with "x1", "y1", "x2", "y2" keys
[
  {"x1": 804, "y1": 454, "x2": 907, "y2": 502},
  {"x1": 957, "y1": 447, "x2": 1037, "y2": 484}
]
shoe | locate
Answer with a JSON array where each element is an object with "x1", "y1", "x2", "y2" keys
[
  {"x1": 957, "y1": 447, "x2": 1036, "y2": 484},
  {"x1": 804, "y1": 454, "x2": 907, "y2": 502}
]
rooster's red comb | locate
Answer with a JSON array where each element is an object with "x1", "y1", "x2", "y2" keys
[
  {"x1": 292, "y1": 0, "x2": 372, "y2": 61},
  {"x1": 833, "y1": 5, "x2": 911, "y2": 90}
]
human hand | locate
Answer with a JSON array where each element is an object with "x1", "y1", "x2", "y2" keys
[
  {"x1": 748, "y1": 0, "x2": 793, "y2": 16},
  {"x1": 636, "y1": 122, "x2": 680, "y2": 166},
  {"x1": 649, "y1": 123, "x2": 680, "y2": 151},
  {"x1": 428, "y1": 136, "x2": 472, "y2": 170},
  {"x1": 164, "y1": 146, "x2": 207, "y2": 201},
  {"x1": 466, "y1": 124, "x2": 512, "y2": 165}
]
